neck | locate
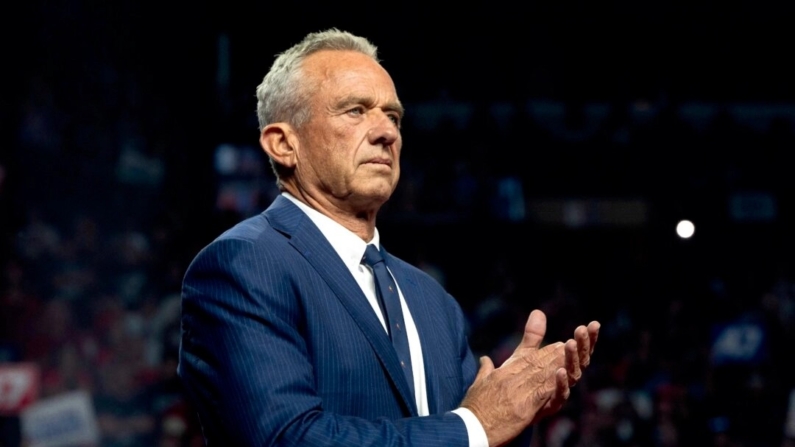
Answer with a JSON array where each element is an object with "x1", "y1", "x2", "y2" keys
[{"x1": 283, "y1": 185, "x2": 379, "y2": 242}]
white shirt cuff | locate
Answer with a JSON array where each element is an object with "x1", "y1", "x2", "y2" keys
[{"x1": 451, "y1": 407, "x2": 489, "y2": 447}]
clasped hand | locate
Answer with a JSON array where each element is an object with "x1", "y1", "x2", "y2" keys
[{"x1": 461, "y1": 309, "x2": 600, "y2": 447}]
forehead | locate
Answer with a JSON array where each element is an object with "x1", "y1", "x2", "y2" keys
[{"x1": 301, "y1": 50, "x2": 398, "y2": 98}]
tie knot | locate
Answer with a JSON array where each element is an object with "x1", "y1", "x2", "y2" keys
[{"x1": 361, "y1": 244, "x2": 384, "y2": 268}]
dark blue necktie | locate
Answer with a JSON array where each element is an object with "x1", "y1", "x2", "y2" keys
[{"x1": 361, "y1": 244, "x2": 415, "y2": 400}]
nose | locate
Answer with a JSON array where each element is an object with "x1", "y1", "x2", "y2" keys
[{"x1": 367, "y1": 110, "x2": 399, "y2": 147}]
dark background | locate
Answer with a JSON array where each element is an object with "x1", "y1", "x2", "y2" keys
[{"x1": 2, "y1": 1, "x2": 795, "y2": 446}]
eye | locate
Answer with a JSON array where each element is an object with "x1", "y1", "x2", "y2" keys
[
  {"x1": 387, "y1": 113, "x2": 401, "y2": 127},
  {"x1": 347, "y1": 106, "x2": 365, "y2": 117}
]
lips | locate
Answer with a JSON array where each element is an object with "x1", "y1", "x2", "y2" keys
[{"x1": 364, "y1": 157, "x2": 392, "y2": 167}]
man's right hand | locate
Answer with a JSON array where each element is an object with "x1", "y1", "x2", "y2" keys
[{"x1": 460, "y1": 309, "x2": 599, "y2": 446}]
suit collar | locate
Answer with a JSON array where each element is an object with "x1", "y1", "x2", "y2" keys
[
  {"x1": 263, "y1": 196, "x2": 419, "y2": 416},
  {"x1": 281, "y1": 192, "x2": 380, "y2": 274},
  {"x1": 262, "y1": 194, "x2": 308, "y2": 237}
]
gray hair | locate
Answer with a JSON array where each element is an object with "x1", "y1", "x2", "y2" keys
[{"x1": 255, "y1": 28, "x2": 379, "y2": 130}]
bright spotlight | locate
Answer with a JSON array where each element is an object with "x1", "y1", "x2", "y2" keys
[{"x1": 676, "y1": 220, "x2": 695, "y2": 239}]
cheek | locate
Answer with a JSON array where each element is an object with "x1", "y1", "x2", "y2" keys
[
  {"x1": 393, "y1": 142, "x2": 402, "y2": 167},
  {"x1": 393, "y1": 141, "x2": 402, "y2": 173}
]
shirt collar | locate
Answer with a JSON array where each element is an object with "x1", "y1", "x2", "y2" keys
[{"x1": 282, "y1": 192, "x2": 379, "y2": 271}]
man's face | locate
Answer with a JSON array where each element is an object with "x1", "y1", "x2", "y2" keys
[{"x1": 292, "y1": 50, "x2": 403, "y2": 212}]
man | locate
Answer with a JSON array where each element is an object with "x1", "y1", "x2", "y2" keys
[{"x1": 178, "y1": 29, "x2": 600, "y2": 447}]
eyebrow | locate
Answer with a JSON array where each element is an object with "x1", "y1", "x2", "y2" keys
[{"x1": 336, "y1": 96, "x2": 405, "y2": 118}]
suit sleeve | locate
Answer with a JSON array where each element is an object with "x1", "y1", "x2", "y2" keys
[{"x1": 178, "y1": 237, "x2": 472, "y2": 447}]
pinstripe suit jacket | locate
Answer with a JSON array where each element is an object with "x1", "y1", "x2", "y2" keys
[{"x1": 178, "y1": 195, "x2": 479, "y2": 446}]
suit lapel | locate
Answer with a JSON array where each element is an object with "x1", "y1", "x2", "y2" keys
[{"x1": 264, "y1": 197, "x2": 418, "y2": 416}]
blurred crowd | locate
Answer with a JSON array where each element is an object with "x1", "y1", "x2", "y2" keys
[
  {"x1": 4, "y1": 72, "x2": 795, "y2": 446},
  {"x1": 0, "y1": 206, "x2": 200, "y2": 447},
  {"x1": 4, "y1": 10, "x2": 795, "y2": 445}
]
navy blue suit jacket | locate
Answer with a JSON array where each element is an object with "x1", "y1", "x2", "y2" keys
[{"x1": 178, "y1": 196, "x2": 480, "y2": 446}]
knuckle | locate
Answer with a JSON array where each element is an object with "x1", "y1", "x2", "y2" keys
[{"x1": 532, "y1": 387, "x2": 547, "y2": 405}]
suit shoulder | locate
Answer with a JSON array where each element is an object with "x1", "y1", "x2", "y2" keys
[
  {"x1": 187, "y1": 212, "x2": 289, "y2": 272},
  {"x1": 214, "y1": 212, "x2": 277, "y2": 243}
]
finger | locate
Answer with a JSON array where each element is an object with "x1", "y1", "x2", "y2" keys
[
  {"x1": 551, "y1": 367, "x2": 570, "y2": 408},
  {"x1": 531, "y1": 351, "x2": 564, "y2": 406},
  {"x1": 474, "y1": 356, "x2": 495, "y2": 383},
  {"x1": 587, "y1": 321, "x2": 601, "y2": 355},
  {"x1": 531, "y1": 367, "x2": 569, "y2": 425},
  {"x1": 575, "y1": 325, "x2": 591, "y2": 369},
  {"x1": 565, "y1": 339, "x2": 581, "y2": 386},
  {"x1": 516, "y1": 309, "x2": 547, "y2": 351},
  {"x1": 558, "y1": 367, "x2": 570, "y2": 398}
]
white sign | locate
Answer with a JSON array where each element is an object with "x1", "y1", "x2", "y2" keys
[
  {"x1": 711, "y1": 322, "x2": 765, "y2": 365},
  {"x1": 0, "y1": 363, "x2": 39, "y2": 414},
  {"x1": 21, "y1": 390, "x2": 100, "y2": 447}
]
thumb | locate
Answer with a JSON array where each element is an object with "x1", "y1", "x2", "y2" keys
[
  {"x1": 516, "y1": 309, "x2": 547, "y2": 350},
  {"x1": 474, "y1": 356, "x2": 495, "y2": 383}
]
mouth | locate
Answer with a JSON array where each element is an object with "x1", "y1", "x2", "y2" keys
[{"x1": 364, "y1": 157, "x2": 392, "y2": 167}]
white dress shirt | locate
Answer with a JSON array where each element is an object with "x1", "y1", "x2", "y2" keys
[{"x1": 283, "y1": 193, "x2": 488, "y2": 447}]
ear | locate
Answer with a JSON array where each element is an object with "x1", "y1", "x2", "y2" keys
[{"x1": 260, "y1": 123, "x2": 298, "y2": 169}]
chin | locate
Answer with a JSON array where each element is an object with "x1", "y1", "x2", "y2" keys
[{"x1": 349, "y1": 188, "x2": 393, "y2": 209}]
